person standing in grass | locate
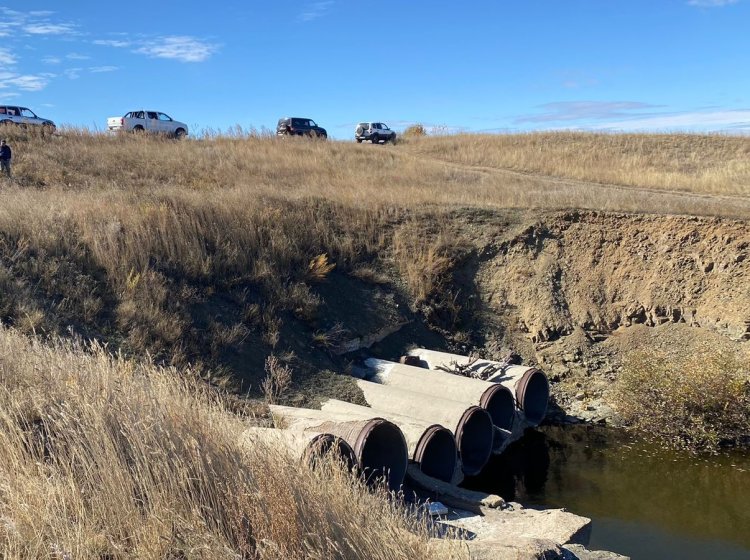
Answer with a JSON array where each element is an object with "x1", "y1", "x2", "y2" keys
[{"x1": 0, "y1": 140, "x2": 11, "y2": 178}]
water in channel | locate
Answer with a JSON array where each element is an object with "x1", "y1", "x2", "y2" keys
[{"x1": 463, "y1": 425, "x2": 750, "y2": 560}]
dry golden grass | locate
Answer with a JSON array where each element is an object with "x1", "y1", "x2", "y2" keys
[
  {"x1": 4, "y1": 128, "x2": 750, "y2": 216},
  {"x1": 613, "y1": 344, "x2": 750, "y2": 452},
  {"x1": 0, "y1": 326, "x2": 464, "y2": 559},
  {"x1": 404, "y1": 131, "x2": 750, "y2": 196},
  {"x1": 0, "y1": 128, "x2": 747, "y2": 366}
]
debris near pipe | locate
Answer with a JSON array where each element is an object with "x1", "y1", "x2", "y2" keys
[
  {"x1": 405, "y1": 464, "x2": 505, "y2": 515},
  {"x1": 432, "y1": 350, "x2": 522, "y2": 381},
  {"x1": 408, "y1": 349, "x2": 550, "y2": 427}
]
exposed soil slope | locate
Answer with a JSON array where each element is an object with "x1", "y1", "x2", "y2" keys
[{"x1": 476, "y1": 212, "x2": 750, "y2": 344}]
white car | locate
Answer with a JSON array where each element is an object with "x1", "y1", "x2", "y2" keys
[
  {"x1": 355, "y1": 122, "x2": 397, "y2": 144},
  {"x1": 0, "y1": 105, "x2": 56, "y2": 131},
  {"x1": 107, "y1": 110, "x2": 188, "y2": 138}
]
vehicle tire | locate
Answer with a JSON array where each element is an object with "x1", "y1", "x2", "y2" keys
[
  {"x1": 371, "y1": 134, "x2": 379, "y2": 144},
  {"x1": 41, "y1": 124, "x2": 55, "y2": 136},
  {"x1": 355, "y1": 125, "x2": 364, "y2": 136},
  {"x1": 174, "y1": 128, "x2": 186, "y2": 139},
  {"x1": 356, "y1": 138, "x2": 363, "y2": 143},
  {"x1": 133, "y1": 125, "x2": 144, "y2": 133}
]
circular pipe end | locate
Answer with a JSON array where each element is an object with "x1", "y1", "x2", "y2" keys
[
  {"x1": 303, "y1": 433, "x2": 358, "y2": 473},
  {"x1": 413, "y1": 424, "x2": 458, "y2": 483},
  {"x1": 516, "y1": 369, "x2": 550, "y2": 426},
  {"x1": 479, "y1": 384, "x2": 516, "y2": 431},
  {"x1": 454, "y1": 405, "x2": 494, "y2": 476},
  {"x1": 354, "y1": 418, "x2": 409, "y2": 492}
]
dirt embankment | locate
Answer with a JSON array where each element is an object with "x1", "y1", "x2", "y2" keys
[
  {"x1": 431, "y1": 211, "x2": 750, "y2": 423},
  {"x1": 477, "y1": 212, "x2": 750, "y2": 345}
]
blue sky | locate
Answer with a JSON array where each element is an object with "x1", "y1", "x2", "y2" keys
[{"x1": 1, "y1": 0, "x2": 750, "y2": 138}]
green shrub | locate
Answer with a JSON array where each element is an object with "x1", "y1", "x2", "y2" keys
[{"x1": 613, "y1": 346, "x2": 750, "y2": 453}]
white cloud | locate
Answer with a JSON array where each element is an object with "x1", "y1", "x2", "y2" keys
[
  {"x1": 66, "y1": 52, "x2": 90, "y2": 60},
  {"x1": 93, "y1": 39, "x2": 131, "y2": 48},
  {"x1": 515, "y1": 100, "x2": 750, "y2": 132},
  {"x1": 0, "y1": 8, "x2": 77, "y2": 37},
  {"x1": 687, "y1": 0, "x2": 738, "y2": 6},
  {"x1": 0, "y1": 72, "x2": 50, "y2": 91},
  {"x1": 299, "y1": 1, "x2": 334, "y2": 21},
  {"x1": 0, "y1": 48, "x2": 17, "y2": 67},
  {"x1": 516, "y1": 101, "x2": 660, "y2": 124},
  {"x1": 24, "y1": 22, "x2": 76, "y2": 35},
  {"x1": 89, "y1": 65, "x2": 118, "y2": 73},
  {"x1": 42, "y1": 56, "x2": 62, "y2": 64},
  {"x1": 64, "y1": 68, "x2": 82, "y2": 80},
  {"x1": 589, "y1": 109, "x2": 750, "y2": 131},
  {"x1": 135, "y1": 36, "x2": 219, "y2": 62}
]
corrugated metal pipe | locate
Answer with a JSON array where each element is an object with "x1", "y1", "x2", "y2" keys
[
  {"x1": 320, "y1": 399, "x2": 459, "y2": 483},
  {"x1": 407, "y1": 349, "x2": 550, "y2": 427},
  {"x1": 269, "y1": 405, "x2": 408, "y2": 491},
  {"x1": 355, "y1": 380, "x2": 494, "y2": 476}
]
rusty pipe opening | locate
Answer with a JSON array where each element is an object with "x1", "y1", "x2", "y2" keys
[
  {"x1": 413, "y1": 424, "x2": 458, "y2": 483},
  {"x1": 354, "y1": 418, "x2": 408, "y2": 491},
  {"x1": 516, "y1": 368, "x2": 550, "y2": 426},
  {"x1": 454, "y1": 405, "x2": 494, "y2": 476},
  {"x1": 479, "y1": 384, "x2": 516, "y2": 431},
  {"x1": 303, "y1": 433, "x2": 358, "y2": 473}
]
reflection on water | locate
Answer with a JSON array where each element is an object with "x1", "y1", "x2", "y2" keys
[{"x1": 463, "y1": 425, "x2": 750, "y2": 560}]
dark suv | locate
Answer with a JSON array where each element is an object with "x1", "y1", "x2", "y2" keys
[{"x1": 276, "y1": 117, "x2": 327, "y2": 139}]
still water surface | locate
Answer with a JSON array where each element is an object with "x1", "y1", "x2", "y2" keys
[{"x1": 463, "y1": 425, "x2": 750, "y2": 560}]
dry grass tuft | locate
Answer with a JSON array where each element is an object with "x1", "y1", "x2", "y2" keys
[
  {"x1": 402, "y1": 124, "x2": 427, "y2": 138},
  {"x1": 613, "y1": 345, "x2": 750, "y2": 452},
  {"x1": 262, "y1": 355, "x2": 293, "y2": 404},
  {"x1": 306, "y1": 253, "x2": 336, "y2": 282}
]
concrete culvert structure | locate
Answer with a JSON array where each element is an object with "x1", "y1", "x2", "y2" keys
[
  {"x1": 321, "y1": 399, "x2": 458, "y2": 483},
  {"x1": 241, "y1": 428, "x2": 358, "y2": 472},
  {"x1": 268, "y1": 405, "x2": 408, "y2": 491},
  {"x1": 407, "y1": 349, "x2": 550, "y2": 427},
  {"x1": 355, "y1": 380, "x2": 494, "y2": 476},
  {"x1": 364, "y1": 358, "x2": 516, "y2": 453}
]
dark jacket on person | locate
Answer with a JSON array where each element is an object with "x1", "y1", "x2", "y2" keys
[{"x1": 0, "y1": 145, "x2": 10, "y2": 161}]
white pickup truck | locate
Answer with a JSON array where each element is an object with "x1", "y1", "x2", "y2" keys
[{"x1": 107, "y1": 110, "x2": 188, "y2": 138}]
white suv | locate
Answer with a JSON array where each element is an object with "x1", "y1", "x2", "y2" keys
[
  {"x1": 107, "y1": 110, "x2": 188, "y2": 138},
  {"x1": 355, "y1": 122, "x2": 397, "y2": 144}
]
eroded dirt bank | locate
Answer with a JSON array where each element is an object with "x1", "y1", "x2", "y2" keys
[{"x1": 370, "y1": 209, "x2": 750, "y2": 424}]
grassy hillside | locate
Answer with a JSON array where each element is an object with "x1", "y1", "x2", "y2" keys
[{"x1": 405, "y1": 132, "x2": 750, "y2": 196}]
